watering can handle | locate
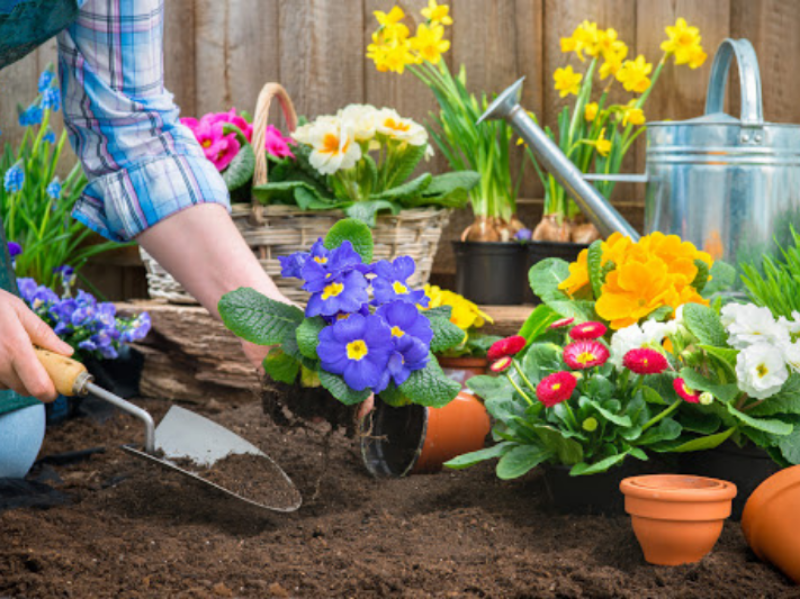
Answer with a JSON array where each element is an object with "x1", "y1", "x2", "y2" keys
[{"x1": 705, "y1": 38, "x2": 764, "y2": 127}]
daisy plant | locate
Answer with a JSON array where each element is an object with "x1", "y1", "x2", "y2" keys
[
  {"x1": 445, "y1": 233, "x2": 800, "y2": 478},
  {"x1": 526, "y1": 18, "x2": 707, "y2": 244},
  {"x1": 252, "y1": 103, "x2": 480, "y2": 227},
  {"x1": 366, "y1": 3, "x2": 524, "y2": 241},
  {"x1": 219, "y1": 218, "x2": 466, "y2": 408}
]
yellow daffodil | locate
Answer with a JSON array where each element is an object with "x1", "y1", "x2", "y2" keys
[
  {"x1": 616, "y1": 55, "x2": 652, "y2": 93},
  {"x1": 421, "y1": 0, "x2": 453, "y2": 26},
  {"x1": 411, "y1": 23, "x2": 450, "y2": 65},
  {"x1": 553, "y1": 65, "x2": 583, "y2": 98},
  {"x1": 584, "y1": 102, "x2": 599, "y2": 122},
  {"x1": 599, "y1": 46, "x2": 627, "y2": 80},
  {"x1": 597, "y1": 28, "x2": 627, "y2": 61},
  {"x1": 374, "y1": 6, "x2": 405, "y2": 28},
  {"x1": 560, "y1": 21, "x2": 601, "y2": 61},
  {"x1": 584, "y1": 127, "x2": 612, "y2": 157},
  {"x1": 367, "y1": 31, "x2": 416, "y2": 74},
  {"x1": 621, "y1": 100, "x2": 645, "y2": 126},
  {"x1": 661, "y1": 18, "x2": 706, "y2": 68}
]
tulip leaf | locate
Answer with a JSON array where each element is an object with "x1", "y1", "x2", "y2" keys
[
  {"x1": 324, "y1": 218, "x2": 373, "y2": 263},
  {"x1": 219, "y1": 287, "x2": 304, "y2": 346},
  {"x1": 263, "y1": 348, "x2": 300, "y2": 385},
  {"x1": 496, "y1": 445, "x2": 552, "y2": 480},
  {"x1": 318, "y1": 371, "x2": 371, "y2": 406},
  {"x1": 399, "y1": 353, "x2": 461, "y2": 408}
]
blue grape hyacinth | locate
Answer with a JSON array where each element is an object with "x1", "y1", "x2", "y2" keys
[
  {"x1": 46, "y1": 177, "x2": 62, "y2": 200},
  {"x1": 4, "y1": 161, "x2": 24, "y2": 192}
]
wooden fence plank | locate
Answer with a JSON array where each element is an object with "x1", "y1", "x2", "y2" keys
[{"x1": 164, "y1": 0, "x2": 198, "y2": 118}]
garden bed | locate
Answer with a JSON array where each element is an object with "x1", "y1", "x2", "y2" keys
[{"x1": 0, "y1": 397, "x2": 795, "y2": 598}]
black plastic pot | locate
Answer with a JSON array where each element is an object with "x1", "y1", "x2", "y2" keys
[
  {"x1": 679, "y1": 441, "x2": 781, "y2": 521},
  {"x1": 452, "y1": 241, "x2": 527, "y2": 305},
  {"x1": 361, "y1": 401, "x2": 427, "y2": 478},
  {"x1": 525, "y1": 241, "x2": 588, "y2": 304}
]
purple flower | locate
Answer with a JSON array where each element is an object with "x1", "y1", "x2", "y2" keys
[
  {"x1": 4, "y1": 161, "x2": 24, "y2": 192},
  {"x1": 301, "y1": 240, "x2": 363, "y2": 293},
  {"x1": 30, "y1": 285, "x2": 58, "y2": 310},
  {"x1": 323, "y1": 303, "x2": 371, "y2": 325},
  {"x1": 514, "y1": 228, "x2": 532, "y2": 241},
  {"x1": 52, "y1": 264, "x2": 74, "y2": 288},
  {"x1": 120, "y1": 313, "x2": 151, "y2": 343},
  {"x1": 17, "y1": 278, "x2": 37, "y2": 303},
  {"x1": 371, "y1": 256, "x2": 427, "y2": 306},
  {"x1": 7, "y1": 242, "x2": 21, "y2": 268},
  {"x1": 305, "y1": 270, "x2": 369, "y2": 317},
  {"x1": 279, "y1": 252, "x2": 309, "y2": 279},
  {"x1": 375, "y1": 301, "x2": 431, "y2": 386},
  {"x1": 317, "y1": 314, "x2": 394, "y2": 392}
]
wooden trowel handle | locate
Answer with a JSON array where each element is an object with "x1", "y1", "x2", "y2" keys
[{"x1": 35, "y1": 348, "x2": 93, "y2": 397}]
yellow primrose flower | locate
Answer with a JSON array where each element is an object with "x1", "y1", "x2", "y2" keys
[
  {"x1": 421, "y1": 285, "x2": 492, "y2": 330},
  {"x1": 661, "y1": 18, "x2": 706, "y2": 67},
  {"x1": 421, "y1": 0, "x2": 453, "y2": 26},
  {"x1": 599, "y1": 46, "x2": 627, "y2": 80},
  {"x1": 616, "y1": 55, "x2": 652, "y2": 93},
  {"x1": 374, "y1": 6, "x2": 406, "y2": 28},
  {"x1": 584, "y1": 102, "x2": 599, "y2": 122},
  {"x1": 411, "y1": 23, "x2": 450, "y2": 65},
  {"x1": 621, "y1": 100, "x2": 645, "y2": 126},
  {"x1": 558, "y1": 249, "x2": 590, "y2": 296},
  {"x1": 553, "y1": 65, "x2": 583, "y2": 98}
]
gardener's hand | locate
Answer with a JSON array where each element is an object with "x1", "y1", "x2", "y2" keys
[{"x1": 0, "y1": 289, "x2": 74, "y2": 402}]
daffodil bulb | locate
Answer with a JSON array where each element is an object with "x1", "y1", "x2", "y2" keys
[
  {"x1": 722, "y1": 303, "x2": 790, "y2": 350},
  {"x1": 735, "y1": 342, "x2": 789, "y2": 400},
  {"x1": 375, "y1": 108, "x2": 428, "y2": 146},
  {"x1": 307, "y1": 118, "x2": 362, "y2": 175}
]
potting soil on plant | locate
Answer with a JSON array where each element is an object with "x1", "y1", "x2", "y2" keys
[{"x1": 1, "y1": 397, "x2": 795, "y2": 598}]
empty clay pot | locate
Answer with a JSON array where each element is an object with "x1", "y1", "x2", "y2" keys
[
  {"x1": 620, "y1": 475, "x2": 737, "y2": 566},
  {"x1": 361, "y1": 391, "x2": 491, "y2": 477},
  {"x1": 742, "y1": 465, "x2": 800, "y2": 583}
]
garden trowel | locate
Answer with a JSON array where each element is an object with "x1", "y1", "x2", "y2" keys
[{"x1": 35, "y1": 348, "x2": 302, "y2": 513}]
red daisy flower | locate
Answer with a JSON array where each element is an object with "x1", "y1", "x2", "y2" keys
[
  {"x1": 536, "y1": 371, "x2": 577, "y2": 407},
  {"x1": 563, "y1": 340, "x2": 609, "y2": 370},
  {"x1": 623, "y1": 348, "x2": 669, "y2": 375},
  {"x1": 549, "y1": 317, "x2": 575, "y2": 330},
  {"x1": 568, "y1": 321, "x2": 608, "y2": 341},
  {"x1": 673, "y1": 377, "x2": 701, "y2": 403},
  {"x1": 487, "y1": 335, "x2": 526, "y2": 361},
  {"x1": 490, "y1": 356, "x2": 513, "y2": 373}
]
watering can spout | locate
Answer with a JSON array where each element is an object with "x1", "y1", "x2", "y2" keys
[{"x1": 480, "y1": 79, "x2": 640, "y2": 240}]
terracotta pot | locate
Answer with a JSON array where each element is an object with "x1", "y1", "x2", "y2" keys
[
  {"x1": 361, "y1": 392, "x2": 491, "y2": 477},
  {"x1": 742, "y1": 465, "x2": 800, "y2": 583},
  {"x1": 620, "y1": 475, "x2": 737, "y2": 566},
  {"x1": 437, "y1": 356, "x2": 489, "y2": 390}
]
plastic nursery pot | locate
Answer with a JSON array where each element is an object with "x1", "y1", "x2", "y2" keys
[
  {"x1": 525, "y1": 241, "x2": 588, "y2": 304},
  {"x1": 360, "y1": 391, "x2": 491, "y2": 477},
  {"x1": 742, "y1": 465, "x2": 800, "y2": 584},
  {"x1": 678, "y1": 440, "x2": 780, "y2": 521},
  {"x1": 620, "y1": 474, "x2": 737, "y2": 567},
  {"x1": 452, "y1": 240, "x2": 527, "y2": 305},
  {"x1": 437, "y1": 356, "x2": 489, "y2": 390}
]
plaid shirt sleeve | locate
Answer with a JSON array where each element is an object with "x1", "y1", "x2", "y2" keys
[{"x1": 57, "y1": 0, "x2": 230, "y2": 243}]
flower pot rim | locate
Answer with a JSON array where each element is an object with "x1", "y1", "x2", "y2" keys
[
  {"x1": 436, "y1": 355, "x2": 489, "y2": 368},
  {"x1": 621, "y1": 474, "x2": 737, "y2": 503},
  {"x1": 526, "y1": 240, "x2": 589, "y2": 249},
  {"x1": 451, "y1": 240, "x2": 527, "y2": 249},
  {"x1": 359, "y1": 401, "x2": 429, "y2": 478},
  {"x1": 742, "y1": 464, "x2": 800, "y2": 556}
]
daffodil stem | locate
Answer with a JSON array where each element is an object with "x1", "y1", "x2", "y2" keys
[
  {"x1": 505, "y1": 372, "x2": 534, "y2": 407},
  {"x1": 641, "y1": 399, "x2": 681, "y2": 433},
  {"x1": 512, "y1": 359, "x2": 537, "y2": 396}
]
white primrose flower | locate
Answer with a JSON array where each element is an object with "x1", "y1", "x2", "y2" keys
[
  {"x1": 778, "y1": 311, "x2": 800, "y2": 338},
  {"x1": 782, "y1": 341, "x2": 800, "y2": 373},
  {"x1": 735, "y1": 342, "x2": 789, "y2": 400},
  {"x1": 664, "y1": 304, "x2": 688, "y2": 338},
  {"x1": 338, "y1": 104, "x2": 378, "y2": 143},
  {"x1": 721, "y1": 303, "x2": 789, "y2": 350},
  {"x1": 375, "y1": 108, "x2": 428, "y2": 146},
  {"x1": 291, "y1": 115, "x2": 338, "y2": 146},
  {"x1": 306, "y1": 117, "x2": 362, "y2": 175}
]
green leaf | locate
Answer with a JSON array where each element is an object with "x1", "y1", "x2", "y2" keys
[
  {"x1": 496, "y1": 445, "x2": 552, "y2": 480},
  {"x1": 680, "y1": 408, "x2": 722, "y2": 434},
  {"x1": 648, "y1": 306, "x2": 674, "y2": 322},
  {"x1": 444, "y1": 442, "x2": 513, "y2": 470},
  {"x1": 423, "y1": 171, "x2": 481, "y2": 198},
  {"x1": 670, "y1": 428, "x2": 736, "y2": 452},
  {"x1": 691, "y1": 259, "x2": 710, "y2": 292},
  {"x1": 344, "y1": 200, "x2": 399, "y2": 227},
  {"x1": 382, "y1": 143, "x2": 426, "y2": 190},
  {"x1": 726, "y1": 403, "x2": 794, "y2": 436},
  {"x1": 570, "y1": 452, "x2": 629, "y2": 476},
  {"x1": 586, "y1": 240, "x2": 604, "y2": 298},
  {"x1": 528, "y1": 258, "x2": 571, "y2": 304},
  {"x1": 521, "y1": 342, "x2": 563, "y2": 382},
  {"x1": 703, "y1": 261, "x2": 736, "y2": 296},
  {"x1": 637, "y1": 418, "x2": 682, "y2": 446},
  {"x1": 378, "y1": 381, "x2": 410, "y2": 407},
  {"x1": 324, "y1": 218, "x2": 373, "y2": 263},
  {"x1": 679, "y1": 367, "x2": 739, "y2": 403},
  {"x1": 682, "y1": 303, "x2": 728, "y2": 347},
  {"x1": 373, "y1": 173, "x2": 432, "y2": 201},
  {"x1": 425, "y1": 310, "x2": 467, "y2": 354},
  {"x1": 531, "y1": 425, "x2": 583, "y2": 465},
  {"x1": 318, "y1": 370, "x2": 371, "y2": 405},
  {"x1": 585, "y1": 398, "x2": 632, "y2": 427},
  {"x1": 699, "y1": 344, "x2": 738, "y2": 373},
  {"x1": 748, "y1": 373, "x2": 800, "y2": 417},
  {"x1": 546, "y1": 300, "x2": 597, "y2": 322},
  {"x1": 778, "y1": 427, "x2": 800, "y2": 464},
  {"x1": 517, "y1": 304, "x2": 559, "y2": 346},
  {"x1": 641, "y1": 386, "x2": 668, "y2": 406},
  {"x1": 219, "y1": 288, "x2": 304, "y2": 346},
  {"x1": 221, "y1": 143, "x2": 255, "y2": 191},
  {"x1": 467, "y1": 375, "x2": 513, "y2": 402},
  {"x1": 296, "y1": 316, "x2": 326, "y2": 360},
  {"x1": 263, "y1": 348, "x2": 300, "y2": 384},
  {"x1": 399, "y1": 353, "x2": 461, "y2": 408}
]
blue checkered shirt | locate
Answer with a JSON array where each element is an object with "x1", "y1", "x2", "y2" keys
[{"x1": 58, "y1": 0, "x2": 230, "y2": 242}]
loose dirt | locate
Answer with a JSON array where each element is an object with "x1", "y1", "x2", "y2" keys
[{"x1": 0, "y1": 397, "x2": 795, "y2": 598}]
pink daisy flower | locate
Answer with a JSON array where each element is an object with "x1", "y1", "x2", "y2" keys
[
  {"x1": 536, "y1": 371, "x2": 577, "y2": 407},
  {"x1": 490, "y1": 356, "x2": 514, "y2": 373},
  {"x1": 549, "y1": 317, "x2": 575, "y2": 330},
  {"x1": 563, "y1": 340, "x2": 609, "y2": 370},
  {"x1": 569, "y1": 321, "x2": 608, "y2": 341},
  {"x1": 623, "y1": 348, "x2": 669, "y2": 375},
  {"x1": 487, "y1": 335, "x2": 526, "y2": 361},
  {"x1": 673, "y1": 378, "x2": 701, "y2": 403}
]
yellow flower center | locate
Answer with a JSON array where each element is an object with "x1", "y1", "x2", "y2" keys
[
  {"x1": 384, "y1": 117, "x2": 411, "y2": 133},
  {"x1": 757, "y1": 364, "x2": 769, "y2": 378},
  {"x1": 314, "y1": 256, "x2": 328, "y2": 264},
  {"x1": 336, "y1": 313, "x2": 350, "y2": 321},
  {"x1": 202, "y1": 139, "x2": 212, "y2": 148},
  {"x1": 392, "y1": 281, "x2": 408, "y2": 294},
  {"x1": 552, "y1": 383, "x2": 561, "y2": 391},
  {"x1": 347, "y1": 339, "x2": 369, "y2": 361},
  {"x1": 322, "y1": 282, "x2": 344, "y2": 300},
  {"x1": 679, "y1": 32, "x2": 695, "y2": 46},
  {"x1": 577, "y1": 351, "x2": 597, "y2": 365},
  {"x1": 682, "y1": 383, "x2": 694, "y2": 396},
  {"x1": 320, "y1": 133, "x2": 349, "y2": 155},
  {"x1": 391, "y1": 326, "x2": 405, "y2": 338}
]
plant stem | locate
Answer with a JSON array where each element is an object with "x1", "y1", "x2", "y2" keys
[
  {"x1": 641, "y1": 399, "x2": 681, "y2": 433},
  {"x1": 512, "y1": 359, "x2": 538, "y2": 396},
  {"x1": 505, "y1": 371, "x2": 534, "y2": 406}
]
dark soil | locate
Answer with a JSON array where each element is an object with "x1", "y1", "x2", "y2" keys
[{"x1": 0, "y1": 397, "x2": 796, "y2": 598}]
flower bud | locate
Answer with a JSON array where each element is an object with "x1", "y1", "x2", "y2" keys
[
  {"x1": 582, "y1": 417, "x2": 598, "y2": 432},
  {"x1": 699, "y1": 392, "x2": 714, "y2": 406}
]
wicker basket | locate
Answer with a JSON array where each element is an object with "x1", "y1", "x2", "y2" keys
[{"x1": 141, "y1": 83, "x2": 451, "y2": 304}]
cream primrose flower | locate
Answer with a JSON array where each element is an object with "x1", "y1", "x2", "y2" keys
[
  {"x1": 306, "y1": 117, "x2": 362, "y2": 176},
  {"x1": 778, "y1": 311, "x2": 800, "y2": 338},
  {"x1": 721, "y1": 303, "x2": 790, "y2": 350},
  {"x1": 609, "y1": 321, "x2": 668, "y2": 370},
  {"x1": 782, "y1": 341, "x2": 800, "y2": 373},
  {"x1": 375, "y1": 108, "x2": 428, "y2": 146},
  {"x1": 664, "y1": 304, "x2": 688, "y2": 338},
  {"x1": 735, "y1": 342, "x2": 788, "y2": 400},
  {"x1": 338, "y1": 104, "x2": 379, "y2": 143}
]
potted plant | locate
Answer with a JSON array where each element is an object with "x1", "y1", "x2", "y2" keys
[
  {"x1": 366, "y1": 3, "x2": 528, "y2": 305},
  {"x1": 523, "y1": 19, "x2": 707, "y2": 266}
]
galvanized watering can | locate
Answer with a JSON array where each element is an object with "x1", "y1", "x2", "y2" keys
[{"x1": 480, "y1": 38, "x2": 800, "y2": 266}]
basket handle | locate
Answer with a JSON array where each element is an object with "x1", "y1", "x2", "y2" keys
[{"x1": 251, "y1": 83, "x2": 298, "y2": 189}]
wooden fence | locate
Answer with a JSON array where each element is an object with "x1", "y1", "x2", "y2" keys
[{"x1": 2, "y1": 0, "x2": 799, "y2": 297}]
